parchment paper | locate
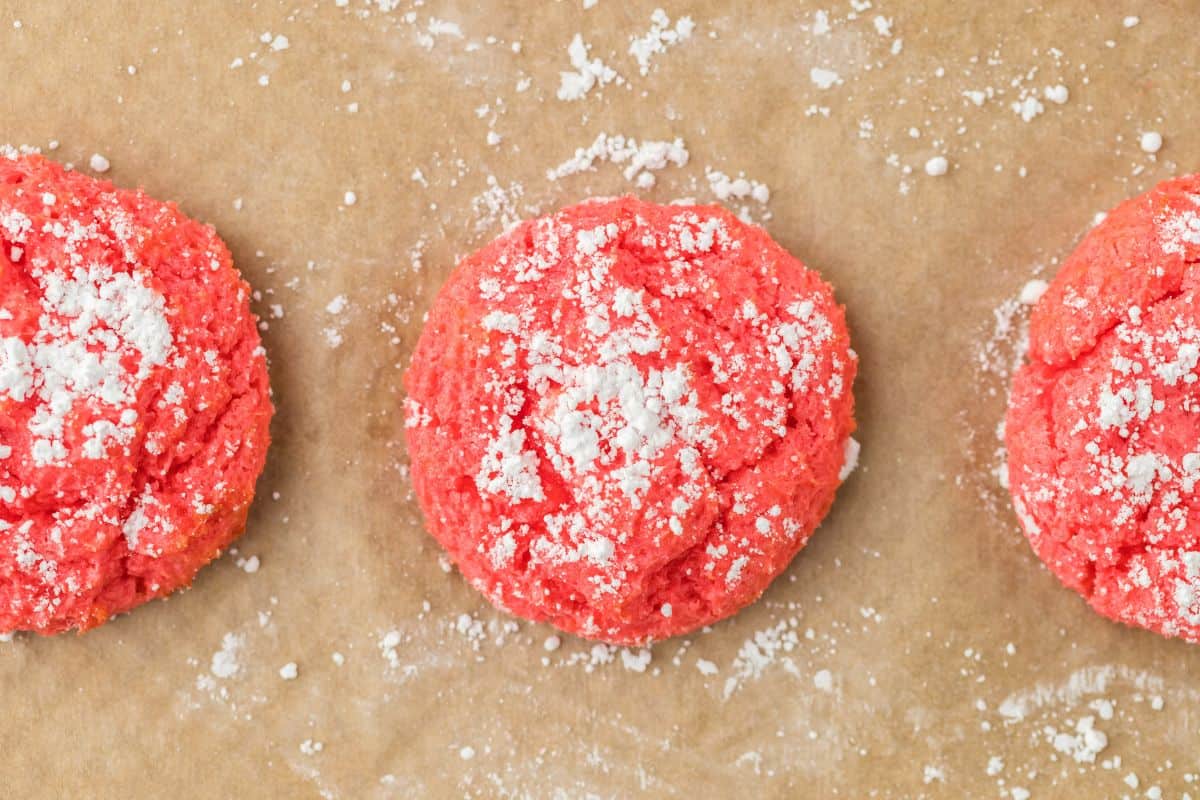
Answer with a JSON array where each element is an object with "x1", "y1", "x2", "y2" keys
[{"x1": 1, "y1": 1, "x2": 1197, "y2": 797}]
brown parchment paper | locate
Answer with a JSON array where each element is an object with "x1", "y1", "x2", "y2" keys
[{"x1": 1, "y1": 1, "x2": 1197, "y2": 797}]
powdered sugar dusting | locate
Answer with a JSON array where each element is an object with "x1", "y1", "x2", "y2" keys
[
  {"x1": 628, "y1": 9, "x2": 695, "y2": 76},
  {"x1": 407, "y1": 197, "x2": 855, "y2": 644},
  {"x1": 0, "y1": 264, "x2": 174, "y2": 467},
  {"x1": 557, "y1": 33, "x2": 621, "y2": 101},
  {"x1": 547, "y1": 132, "x2": 689, "y2": 189},
  {"x1": 210, "y1": 632, "x2": 244, "y2": 679},
  {"x1": 1157, "y1": 203, "x2": 1200, "y2": 256}
]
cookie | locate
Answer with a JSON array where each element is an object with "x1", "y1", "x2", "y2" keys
[
  {"x1": 0, "y1": 151, "x2": 273, "y2": 634},
  {"x1": 1006, "y1": 174, "x2": 1200, "y2": 643},
  {"x1": 405, "y1": 196, "x2": 857, "y2": 644}
]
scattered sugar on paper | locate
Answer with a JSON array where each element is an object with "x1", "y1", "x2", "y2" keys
[
  {"x1": 210, "y1": 633, "x2": 244, "y2": 679},
  {"x1": 557, "y1": 33, "x2": 620, "y2": 101},
  {"x1": 547, "y1": 132, "x2": 688, "y2": 188},
  {"x1": 629, "y1": 9, "x2": 695, "y2": 76},
  {"x1": 706, "y1": 168, "x2": 770, "y2": 204},
  {"x1": 810, "y1": 67, "x2": 841, "y2": 90},
  {"x1": 722, "y1": 618, "x2": 801, "y2": 699}
]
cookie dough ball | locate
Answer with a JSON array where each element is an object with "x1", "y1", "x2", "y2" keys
[
  {"x1": 405, "y1": 196, "x2": 858, "y2": 644},
  {"x1": 0, "y1": 151, "x2": 273, "y2": 634},
  {"x1": 1007, "y1": 174, "x2": 1200, "y2": 643}
]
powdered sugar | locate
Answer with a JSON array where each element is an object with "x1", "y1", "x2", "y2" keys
[
  {"x1": 924, "y1": 156, "x2": 949, "y2": 177},
  {"x1": 628, "y1": 9, "x2": 695, "y2": 76},
  {"x1": 557, "y1": 34, "x2": 621, "y2": 101},
  {"x1": 706, "y1": 169, "x2": 770, "y2": 204},
  {"x1": 475, "y1": 414, "x2": 546, "y2": 503},
  {"x1": 722, "y1": 618, "x2": 801, "y2": 698},
  {"x1": 810, "y1": 67, "x2": 841, "y2": 90},
  {"x1": 547, "y1": 132, "x2": 689, "y2": 188},
  {"x1": 1158, "y1": 207, "x2": 1200, "y2": 256},
  {"x1": 1018, "y1": 279, "x2": 1048, "y2": 305},
  {"x1": 1175, "y1": 552, "x2": 1200, "y2": 625},
  {"x1": 1139, "y1": 131, "x2": 1164, "y2": 154},
  {"x1": 1049, "y1": 715, "x2": 1109, "y2": 764},
  {"x1": 210, "y1": 633, "x2": 244, "y2": 679},
  {"x1": 838, "y1": 437, "x2": 861, "y2": 481},
  {"x1": 0, "y1": 262, "x2": 173, "y2": 467}
]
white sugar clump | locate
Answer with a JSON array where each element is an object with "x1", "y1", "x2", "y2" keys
[
  {"x1": 629, "y1": 9, "x2": 694, "y2": 76},
  {"x1": 1177, "y1": 552, "x2": 1200, "y2": 625},
  {"x1": 547, "y1": 132, "x2": 688, "y2": 188},
  {"x1": 1012, "y1": 93, "x2": 1045, "y2": 122},
  {"x1": 325, "y1": 294, "x2": 349, "y2": 315},
  {"x1": 810, "y1": 67, "x2": 841, "y2": 90},
  {"x1": 0, "y1": 263, "x2": 174, "y2": 468},
  {"x1": 475, "y1": 416, "x2": 546, "y2": 503},
  {"x1": 839, "y1": 437, "x2": 861, "y2": 481},
  {"x1": 1139, "y1": 131, "x2": 1163, "y2": 154},
  {"x1": 1050, "y1": 715, "x2": 1108, "y2": 763},
  {"x1": 1158, "y1": 208, "x2": 1200, "y2": 255},
  {"x1": 210, "y1": 633, "x2": 244, "y2": 679},
  {"x1": 706, "y1": 169, "x2": 770, "y2": 204},
  {"x1": 379, "y1": 630, "x2": 403, "y2": 669},
  {"x1": 620, "y1": 648, "x2": 652, "y2": 673},
  {"x1": 924, "y1": 156, "x2": 949, "y2": 177},
  {"x1": 1043, "y1": 84, "x2": 1069, "y2": 104},
  {"x1": 557, "y1": 33, "x2": 620, "y2": 101},
  {"x1": 1018, "y1": 279, "x2": 1048, "y2": 305}
]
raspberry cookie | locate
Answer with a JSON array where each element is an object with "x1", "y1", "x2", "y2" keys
[
  {"x1": 405, "y1": 196, "x2": 857, "y2": 644},
  {"x1": 1007, "y1": 175, "x2": 1200, "y2": 643},
  {"x1": 0, "y1": 151, "x2": 273, "y2": 634}
]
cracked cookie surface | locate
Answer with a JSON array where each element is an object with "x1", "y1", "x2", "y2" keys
[
  {"x1": 0, "y1": 151, "x2": 273, "y2": 634},
  {"x1": 1007, "y1": 174, "x2": 1200, "y2": 643},
  {"x1": 405, "y1": 196, "x2": 857, "y2": 645}
]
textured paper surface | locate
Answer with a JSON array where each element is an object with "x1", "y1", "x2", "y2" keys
[{"x1": 1, "y1": 2, "x2": 1197, "y2": 797}]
